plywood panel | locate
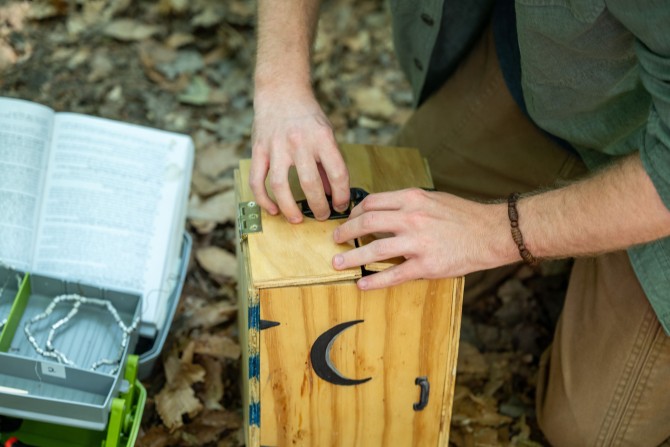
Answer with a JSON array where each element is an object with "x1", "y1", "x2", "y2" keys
[
  {"x1": 238, "y1": 145, "x2": 434, "y2": 289},
  {"x1": 259, "y1": 278, "x2": 461, "y2": 446}
]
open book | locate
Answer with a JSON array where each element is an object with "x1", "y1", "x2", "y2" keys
[{"x1": 0, "y1": 97, "x2": 193, "y2": 332}]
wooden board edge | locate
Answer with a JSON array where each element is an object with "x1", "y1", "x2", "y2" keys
[
  {"x1": 423, "y1": 157, "x2": 435, "y2": 188},
  {"x1": 252, "y1": 270, "x2": 361, "y2": 289},
  {"x1": 235, "y1": 169, "x2": 261, "y2": 447},
  {"x1": 438, "y1": 276, "x2": 465, "y2": 447}
]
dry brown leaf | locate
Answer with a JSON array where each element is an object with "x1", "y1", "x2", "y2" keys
[
  {"x1": 191, "y1": 169, "x2": 235, "y2": 197},
  {"x1": 189, "y1": 218, "x2": 218, "y2": 235},
  {"x1": 195, "y1": 246, "x2": 237, "y2": 279},
  {"x1": 457, "y1": 342, "x2": 488, "y2": 376},
  {"x1": 197, "y1": 409, "x2": 242, "y2": 430},
  {"x1": 180, "y1": 409, "x2": 242, "y2": 445},
  {"x1": 196, "y1": 143, "x2": 241, "y2": 178},
  {"x1": 166, "y1": 32, "x2": 195, "y2": 49},
  {"x1": 191, "y1": 170, "x2": 236, "y2": 197},
  {"x1": 452, "y1": 388, "x2": 512, "y2": 429},
  {"x1": 194, "y1": 332, "x2": 241, "y2": 360},
  {"x1": 187, "y1": 189, "x2": 236, "y2": 223},
  {"x1": 343, "y1": 31, "x2": 370, "y2": 52},
  {"x1": 473, "y1": 427, "x2": 501, "y2": 445},
  {"x1": 350, "y1": 86, "x2": 396, "y2": 119},
  {"x1": 192, "y1": 5, "x2": 226, "y2": 28},
  {"x1": 138, "y1": 40, "x2": 178, "y2": 71},
  {"x1": 0, "y1": 43, "x2": 17, "y2": 71},
  {"x1": 104, "y1": 19, "x2": 161, "y2": 41},
  {"x1": 182, "y1": 339, "x2": 197, "y2": 364},
  {"x1": 66, "y1": 1, "x2": 109, "y2": 35},
  {"x1": 164, "y1": 343, "x2": 206, "y2": 385},
  {"x1": 201, "y1": 357, "x2": 224, "y2": 410},
  {"x1": 155, "y1": 383, "x2": 203, "y2": 431},
  {"x1": 88, "y1": 51, "x2": 114, "y2": 82},
  {"x1": 136, "y1": 425, "x2": 178, "y2": 447},
  {"x1": 180, "y1": 425, "x2": 222, "y2": 446},
  {"x1": 0, "y1": 2, "x2": 30, "y2": 32},
  {"x1": 186, "y1": 301, "x2": 237, "y2": 329},
  {"x1": 228, "y1": 0, "x2": 254, "y2": 22},
  {"x1": 158, "y1": 0, "x2": 189, "y2": 15}
]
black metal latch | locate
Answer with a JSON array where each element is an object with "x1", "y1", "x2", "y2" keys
[
  {"x1": 298, "y1": 187, "x2": 370, "y2": 220},
  {"x1": 298, "y1": 187, "x2": 436, "y2": 220}
]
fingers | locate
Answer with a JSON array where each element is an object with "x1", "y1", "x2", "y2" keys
[
  {"x1": 334, "y1": 209, "x2": 403, "y2": 245},
  {"x1": 295, "y1": 152, "x2": 330, "y2": 221},
  {"x1": 269, "y1": 151, "x2": 303, "y2": 223},
  {"x1": 358, "y1": 261, "x2": 422, "y2": 290},
  {"x1": 249, "y1": 148, "x2": 278, "y2": 215},
  {"x1": 348, "y1": 190, "x2": 406, "y2": 219},
  {"x1": 319, "y1": 145, "x2": 350, "y2": 212},
  {"x1": 318, "y1": 163, "x2": 332, "y2": 196},
  {"x1": 250, "y1": 108, "x2": 350, "y2": 222},
  {"x1": 332, "y1": 232, "x2": 411, "y2": 270},
  {"x1": 357, "y1": 261, "x2": 422, "y2": 290}
]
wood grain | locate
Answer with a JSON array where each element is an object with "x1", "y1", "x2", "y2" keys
[
  {"x1": 258, "y1": 279, "x2": 461, "y2": 446},
  {"x1": 238, "y1": 145, "x2": 463, "y2": 446},
  {"x1": 238, "y1": 145, "x2": 434, "y2": 289}
]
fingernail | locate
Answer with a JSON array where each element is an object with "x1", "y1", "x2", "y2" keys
[
  {"x1": 358, "y1": 279, "x2": 368, "y2": 289},
  {"x1": 334, "y1": 204, "x2": 348, "y2": 213},
  {"x1": 333, "y1": 228, "x2": 340, "y2": 241},
  {"x1": 289, "y1": 216, "x2": 301, "y2": 224},
  {"x1": 333, "y1": 254, "x2": 344, "y2": 268}
]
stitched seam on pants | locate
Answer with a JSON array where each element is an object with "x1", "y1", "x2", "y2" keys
[
  {"x1": 595, "y1": 309, "x2": 657, "y2": 446},
  {"x1": 613, "y1": 323, "x2": 664, "y2": 445}
]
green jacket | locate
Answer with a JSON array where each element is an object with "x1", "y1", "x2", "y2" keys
[{"x1": 390, "y1": 0, "x2": 670, "y2": 334}]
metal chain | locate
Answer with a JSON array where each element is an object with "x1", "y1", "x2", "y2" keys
[{"x1": 24, "y1": 294, "x2": 140, "y2": 374}]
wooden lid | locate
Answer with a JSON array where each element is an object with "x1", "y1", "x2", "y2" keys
[{"x1": 236, "y1": 144, "x2": 434, "y2": 288}]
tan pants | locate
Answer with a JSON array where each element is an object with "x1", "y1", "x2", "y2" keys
[{"x1": 393, "y1": 24, "x2": 670, "y2": 446}]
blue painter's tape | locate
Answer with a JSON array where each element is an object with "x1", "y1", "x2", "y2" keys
[
  {"x1": 249, "y1": 353, "x2": 260, "y2": 380},
  {"x1": 249, "y1": 304, "x2": 260, "y2": 330},
  {"x1": 250, "y1": 402, "x2": 260, "y2": 426}
]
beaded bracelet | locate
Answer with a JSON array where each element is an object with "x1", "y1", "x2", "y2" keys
[{"x1": 507, "y1": 192, "x2": 539, "y2": 267}]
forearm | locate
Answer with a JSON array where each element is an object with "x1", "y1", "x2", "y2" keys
[
  {"x1": 506, "y1": 154, "x2": 670, "y2": 263},
  {"x1": 255, "y1": 0, "x2": 321, "y2": 96}
]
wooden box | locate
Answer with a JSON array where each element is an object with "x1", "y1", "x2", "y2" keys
[{"x1": 235, "y1": 145, "x2": 464, "y2": 447}]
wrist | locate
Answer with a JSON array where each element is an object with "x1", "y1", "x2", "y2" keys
[
  {"x1": 507, "y1": 193, "x2": 540, "y2": 266},
  {"x1": 254, "y1": 65, "x2": 312, "y2": 95},
  {"x1": 486, "y1": 202, "x2": 522, "y2": 268},
  {"x1": 253, "y1": 79, "x2": 315, "y2": 108}
]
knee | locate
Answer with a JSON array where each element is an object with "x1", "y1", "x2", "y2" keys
[
  {"x1": 535, "y1": 354, "x2": 596, "y2": 446},
  {"x1": 537, "y1": 397, "x2": 598, "y2": 446}
]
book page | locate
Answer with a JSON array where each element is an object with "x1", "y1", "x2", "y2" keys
[
  {"x1": 0, "y1": 98, "x2": 54, "y2": 270},
  {"x1": 33, "y1": 113, "x2": 193, "y2": 327}
]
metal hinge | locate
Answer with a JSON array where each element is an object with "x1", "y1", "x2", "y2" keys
[{"x1": 238, "y1": 201, "x2": 262, "y2": 238}]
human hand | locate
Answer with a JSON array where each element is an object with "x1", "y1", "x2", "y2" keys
[
  {"x1": 331, "y1": 189, "x2": 518, "y2": 289},
  {"x1": 250, "y1": 88, "x2": 350, "y2": 223}
]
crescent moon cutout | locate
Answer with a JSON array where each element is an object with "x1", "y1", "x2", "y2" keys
[{"x1": 310, "y1": 319, "x2": 371, "y2": 386}]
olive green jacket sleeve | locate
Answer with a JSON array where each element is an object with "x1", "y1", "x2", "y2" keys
[{"x1": 391, "y1": 0, "x2": 670, "y2": 334}]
